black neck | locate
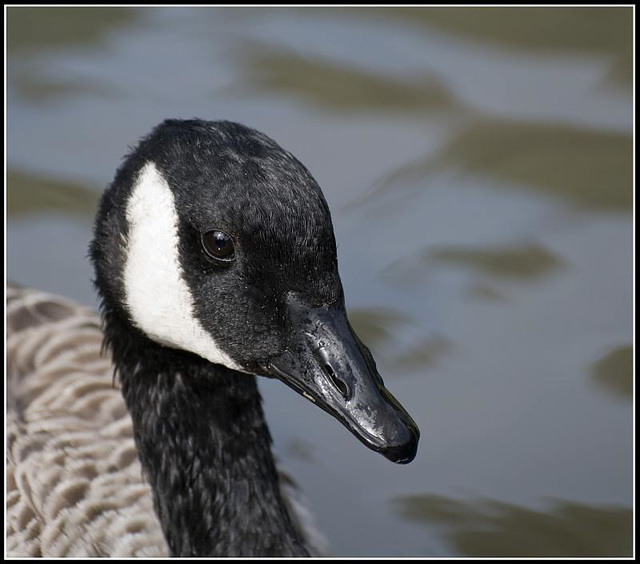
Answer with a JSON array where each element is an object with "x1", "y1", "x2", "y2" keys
[{"x1": 105, "y1": 311, "x2": 309, "y2": 557}]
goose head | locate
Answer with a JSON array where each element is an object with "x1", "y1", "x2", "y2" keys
[{"x1": 92, "y1": 119, "x2": 419, "y2": 464}]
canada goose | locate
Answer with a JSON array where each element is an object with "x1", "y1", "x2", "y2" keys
[{"x1": 6, "y1": 119, "x2": 420, "y2": 557}]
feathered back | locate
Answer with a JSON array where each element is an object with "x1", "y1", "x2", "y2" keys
[{"x1": 7, "y1": 284, "x2": 168, "y2": 556}]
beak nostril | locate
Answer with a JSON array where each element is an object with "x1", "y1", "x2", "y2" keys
[{"x1": 324, "y1": 363, "x2": 350, "y2": 400}]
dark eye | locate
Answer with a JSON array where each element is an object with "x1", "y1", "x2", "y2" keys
[{"x1": 201, "y1": 230, "x2": 235, "y2": 261}]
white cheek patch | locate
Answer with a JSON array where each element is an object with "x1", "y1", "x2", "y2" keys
[{"x1": 123, "y1": 161, "x2": 242, "y2": 371}]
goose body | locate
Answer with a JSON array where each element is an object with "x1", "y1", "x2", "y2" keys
[{"x1": 6, "y1": 120, "x2": 419, "y2": 557}]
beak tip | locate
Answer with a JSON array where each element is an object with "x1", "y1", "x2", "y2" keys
[
  {"x1": 380, "y1": 426, "x2": 420, "y2": 464},
  {"x1": 381, "y1": 443, "x2": 418, "y2": 464}
]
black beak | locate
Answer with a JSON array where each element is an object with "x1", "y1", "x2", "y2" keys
[{"x1": 261, "y1": 293, "x2": 419, "y2": 464}]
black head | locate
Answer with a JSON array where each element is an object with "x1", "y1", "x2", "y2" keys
[{"x1": 91, "y1": 119, "x2": 419, "y2": 464}]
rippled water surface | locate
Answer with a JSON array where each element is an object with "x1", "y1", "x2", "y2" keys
[{"x1": 6, "y1": 7, "x2": 633, "y2": 557}]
